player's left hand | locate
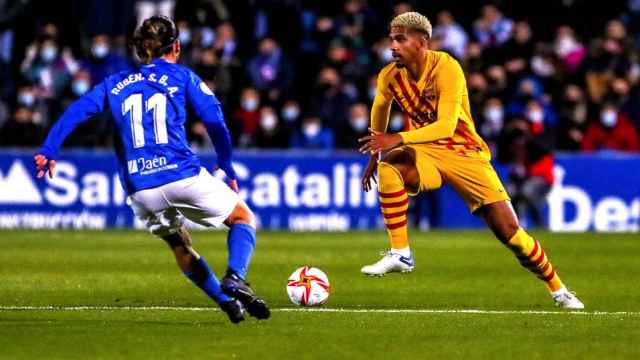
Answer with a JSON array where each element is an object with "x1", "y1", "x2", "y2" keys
[
  {"x1": 228, "y1": 179, "x2": 239, "y2": 193},
  {"x1": 34, "y1": 154, "x2": 56, "y2": 179},
  {"x1": 213, "y1": 164, "x2": 239, "y2": 192},
  {"x1": 358, "y1": 128, "x2": 403, "y2": 154}
]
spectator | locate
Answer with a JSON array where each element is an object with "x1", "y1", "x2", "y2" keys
[
  {"x1": 553, "y1": 26, "x2": 586, "y2": 75},
  {"x1": 253, "y1": 106, "x2": 288, "y2": 148},
  {"x1": 556, "y1": 84, "x2": 589, "y2": 151},
  {"x1": 290, "y1": 115, "x2": 334, "y2": 150},
  {"x1": 479, "y1": 97, "x2": 505, "y2": 154},
  {"x1": 473, "y1": 4, "x2": 513, "y2": 48},
  {"x1": 0, "y1": 106, "x2": 43, "y2": 146},
  {"x1": 247, "y1": 37, "x2": 293, "y2": 102},
  {"x1": 581, "y1": 103, "x2": 639, "y2": 152},
  {"x1": 84, "y1": 35, "x2": 132, "y2": 85},
  {"x1": 230, "y1": 87, "x2": 261, "y2": 147},
  {"x1": 20, "y1": 35, "x2": 79, "y2": 99},
  {"x1": 501, "y1": 21, "x2": 534, "y2": 78},
  {"x1": 336, "y1": 102, "x2": 369, "y2": 149},
  {"x1": 502, "y1": 119, "x2": 555, "y2": 228},
  {"x1": 310, "y1": 66, "x2": 354, "y2": 130},
  {"x1": 433, "y1": 10, "x2": 468, "y2": 59},
  {"x1": 279, "y1": 99, "x2": 302, "y2": 139}
]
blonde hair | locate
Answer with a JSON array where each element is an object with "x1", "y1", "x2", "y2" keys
[{"x1": 390, "y1": 12, "x2": 432, "y2": 39}]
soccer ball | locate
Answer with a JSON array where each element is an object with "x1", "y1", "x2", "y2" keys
[{"x1": 286, "y1": 266, "x2": 331, "y2": 306}]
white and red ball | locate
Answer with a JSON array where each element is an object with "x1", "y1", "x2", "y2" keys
[{"x1": 286, "y1": 266, "x2": 331, "y2": 306}]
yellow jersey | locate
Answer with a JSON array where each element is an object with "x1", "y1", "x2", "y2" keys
[{"x1": 371, "y1": 50, "x2": 491, "y2": 159}]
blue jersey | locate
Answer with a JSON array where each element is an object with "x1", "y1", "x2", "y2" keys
[{"x1": 39, "y1": 58, "x2": 236, "y2": 195}]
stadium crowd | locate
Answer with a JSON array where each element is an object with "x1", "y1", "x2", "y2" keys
[{"x1": 0, "y1": 0, "x2": 639, "y2": 160}]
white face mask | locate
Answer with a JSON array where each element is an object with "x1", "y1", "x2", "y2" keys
[
  {"x1": 389, "y1": 115, "x2": 404, "y2": 132},
  {"x1": 179, "y1": 30, "x2": 191, "y2": 45},
  {"x1": 281, "y1": 106, "x2": 299, "y2": 121},
  {"x1": 41, "y1": 46, "x2": 58, "y2": 62},
  {"x1": 531, "y1": 56, "x2": 555, "y2": 77},
  {"x1": 555, "y1": 36, "x2": 577, "y2": 57},
  {"x1": 72, "y1": 80, "x2": 90, "y2": 96},
  {"x1": 241, "y1": 98, "x2": 258, "y2": 112},
  {"x1": 527, "y1": 109, "x2": 544, "y2": 123},
  {"x1": 92, "y1": 44, "x2": 109, "y2": 59},
  {"x1": 303, "y1": 123, "x2": 321, "y2": 138},
  {"x1": 379, "y1": 47, "x2": 393, "y2": 62},
  {"x1": 260, "y1": 114, "x2": 277, "y2": 131},
  {"x1": 368, "y1": 86, "x2": 377, "y2": 100},
  {"x1": 201, "y1": 28, "x2": 215, "y2": 47},
  {"x1": 601, "y1": 110, "x2": 618, "y2": 127},
  {"x1": 18, "y1": 92, "x2": 35, "y2": 106},
  {"x1": 351, "y1": 116, "x2": 368, "y2": 132},
  {"x1": 484, "y1": 107, "x2": 504, "y2": 124}
]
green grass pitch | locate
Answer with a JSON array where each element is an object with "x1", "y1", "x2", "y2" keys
[{"x1": 1, "y1": 229, "x2": 639, "y2": 359}]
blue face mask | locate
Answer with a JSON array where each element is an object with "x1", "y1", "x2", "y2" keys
[{"x1": 72, "y1": 80, "x2": 90, "y2": 96}]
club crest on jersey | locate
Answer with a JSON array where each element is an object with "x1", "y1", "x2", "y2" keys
[{"x1": 199, "y1": 82, "x2": 214, "y2": 96}]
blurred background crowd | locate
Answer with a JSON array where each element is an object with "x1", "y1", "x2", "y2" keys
[
  {"x1": 2, "y1": 0, "x2": 639, "y2": 227},
  {"x1": 0, "y1": 0, "x2": 639, "y2": 159}
]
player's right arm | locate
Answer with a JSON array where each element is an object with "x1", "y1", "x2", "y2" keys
[
  {"x1": 35, "y1": 82, "x2": 107, "y2": 178},
  {"x1": 362, "y1": 66, "x2": 394, "y2": 192}
]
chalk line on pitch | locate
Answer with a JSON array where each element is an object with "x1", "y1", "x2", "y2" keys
[{"x1": 1, "y1": 306, "x2": 639, "y2": 316}]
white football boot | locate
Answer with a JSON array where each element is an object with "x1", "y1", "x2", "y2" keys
[
  {"x1": 361, "y1": 251, "x2": 414, "y2": 276},
  {"x1": 552, "y1": 289, "x2": 585, "y2": 310}
]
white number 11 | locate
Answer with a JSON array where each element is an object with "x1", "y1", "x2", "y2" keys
[{"x1": 122, "y1": 92, "x2": 168, "y2": 148}]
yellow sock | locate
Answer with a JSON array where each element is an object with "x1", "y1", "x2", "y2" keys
[
  {"x1": 378, "y1": 162, "x2": 409, "y2": 250},
  {"x1": 506, "y1": 228, "x2": 564, "y2": 292}
]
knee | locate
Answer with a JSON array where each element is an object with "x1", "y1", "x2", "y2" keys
[
  {"x1": 226, "y1": 200, "x2": 257, "y2": 228},
  {"x1": 498, "y1": 220, "x2": 521, "y2": 243}
]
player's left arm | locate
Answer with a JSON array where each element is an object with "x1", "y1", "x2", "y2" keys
[
  {"x1": 185, "y1": 71, "x2": 237, "y2": 190},
  {"x1": 35, "y1": 82, "x2": 107, "y2": 178},
  {"x1": 397, "y1": 58, "x2": 463, "y2": 145}
]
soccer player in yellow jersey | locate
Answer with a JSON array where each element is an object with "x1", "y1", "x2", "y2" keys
[{"x1": 358, "y1": 12, "x2": 584, "y2": 309}]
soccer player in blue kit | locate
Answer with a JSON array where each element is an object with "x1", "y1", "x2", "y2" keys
[{"x1": 33, "y1": 16, "x2": 269, "y2": 323}]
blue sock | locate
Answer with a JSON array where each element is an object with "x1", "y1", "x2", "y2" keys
[
  {"x1": 183, "y1": 257, "x2": 231, "y2": 304},
  {"x1": 227, "y1": 224, "x2": 256, "y2": 279}
]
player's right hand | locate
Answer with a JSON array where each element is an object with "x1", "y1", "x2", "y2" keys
[
  {"x1": 361, "y1": 155, "x2": 378, "y2": 192},
  {"x1": 34, "y1": 154, "x2": 56, "y2": 179}
]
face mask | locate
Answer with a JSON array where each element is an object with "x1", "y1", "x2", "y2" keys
[
  {"x1": 531, "y1": 56, "x2": 555, "y2": 77},
  {"x1": 260, "y1": 115, "x2": 277, "y2": 131},
  {"x1": 379, "y1": 47, "x2": 393, "y2": 62},
  {"x1": 389, "y1": 115, "x2": 404, "y2": 132},
  {"x1": 484, "y1": 107, "x2": 504, "y2": 124},
  {"x1": 368, "y1": 86, "x2": 377, "y2": 100},
  {"x1": 92, "y1": 44, "x2": 109, "y2": 59},
  {"x1": 351, "y1": 116, "x2": 368, "y2": 132},
  {"x1": 601, "y1": 110, "x2": 618, "y2": 127},
  {"x1": 17, "y1": 92, "x2": 35, "y2": 107},
  {"x1": 303, "y1": 123, "x2": 321, "y2": 138},
  {"x1": 179, "y1": 30, "x2": 191, "y2": 45},
  {"x1": 201, "y1": 28, "x2": 215, "y2": 47},
  {"x1": 72, "y1": 80, "x2": 90, "y2": 95},
  {"x1": 555, "y1": 36, "x2": 576, "y2": 57},
  {"x1": 282, "y1": 106, "x2": 299, "y2": 121},
  {"x1": 41, "y1": 46, "x2": 58, "y2": 62},
  {"x1": 527, "y1": 110, "x2": 544, "y2": 123},
  {"x1": 241, "y1": 98, "x2": 258, "y2": 112}
]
